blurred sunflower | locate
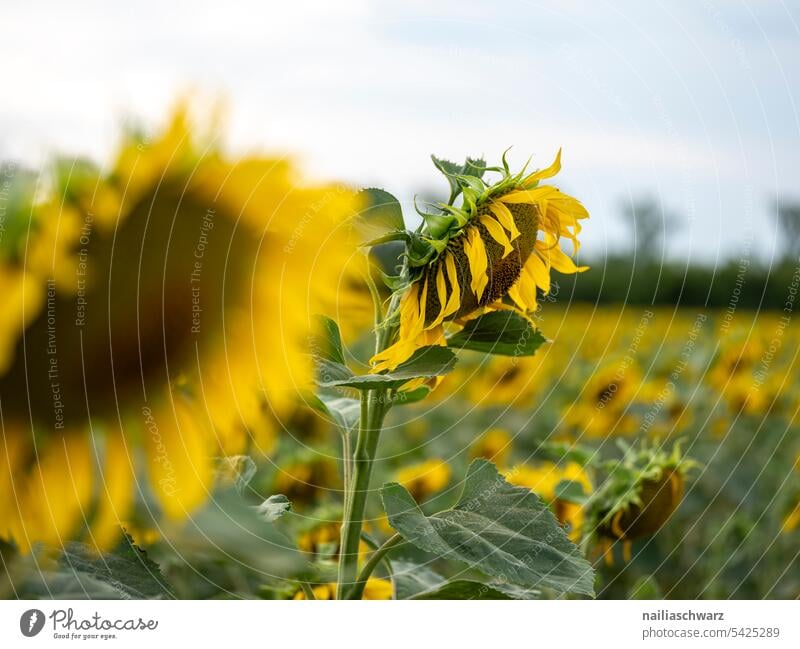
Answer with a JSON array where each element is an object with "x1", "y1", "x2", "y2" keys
[
  {"x1": 469, "y1": 428, "x2": 513, "y2": 466},
  {"x1": 371, "y1": 151, "x2": 588, "y2": 371},
  {"x1": 562, "y1": 359, "x2": 641, "y2": 438},
  {"x1": 394, "y1": 458, "x2": 451, "y2": 502},
  {"x1": 0, "y1": 107, "x2": 365, "y2": 551}
]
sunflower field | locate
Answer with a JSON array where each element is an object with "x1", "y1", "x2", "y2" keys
[{"x1": 1, "y1": 109, "x2": 798, "y2": 601}]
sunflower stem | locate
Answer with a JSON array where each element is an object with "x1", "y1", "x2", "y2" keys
[
  {"x1": 337, "y1": 389, "x2": 387, "y2": 599},
  {"x1": 348, "y1": 533, "x2": 403, "y2": 600}
]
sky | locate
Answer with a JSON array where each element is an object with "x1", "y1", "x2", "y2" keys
[{"x1": 1, "y1": 0, "x2": 798, "y2": 263}]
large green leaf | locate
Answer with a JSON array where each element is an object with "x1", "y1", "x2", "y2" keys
[
  {"x1": 391, "y1": 559, "x2": 445, "y2": 600},
  {"x1": 381, "y1": 459, "x2": 595, "y2": 597},
  {"x1": 354, "y1": 188, "x2": 405, "y2": 240},
  {"x1": 308, "y1": 393, "x2": 361, "y2": 432},
  {"x1": 57, "y1": 535, "x2": 175, "y2": 599},
  {"x1": 391, "y1": 560, "x2": 538, "y2": 600},
  {"x1": 410, "y1": 580, "x2": 514, "y2": 600},
  {"x1": 447, "y1": 311, "x2": 547, "y2": 356},
  {"x1": 312, "y1": 315, "x2": 346, "y2": 365},
  {"x1": 316, "y1": 346, "x2": 457, "y2": 390}
]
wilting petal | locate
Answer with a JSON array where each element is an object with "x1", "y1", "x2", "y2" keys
[
  {"x1": 464, "y1": 227, "x2": 488, "y2": 301},
  {"x1": 443, "y1": 253, "x2": 461, "y2": 317},
  {"x1": 488, "y1": 202, "x2": 521, "y2": 240},
  {"x1": 521, "y1": 149, "x2": 562, "y2": 186},
  {"x1": 479, "y1": 214, "x2": 514, "y2": 258}
]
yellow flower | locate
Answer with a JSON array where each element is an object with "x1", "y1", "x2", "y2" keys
[
  {"x1": 469, "y1": 428, "x2": 513, "y2": 466},
  {"x1": 395, "y1": 458, "x2": 452, "y2": 502},
  {"x1": 371, "y1": 151, "x2": 588, "y2": 372},
  {"x1": 0, "y1": 106, "x2": 363, "y2": 551},
  {"x1": 297, "y1": 521, "x2": 341, "y2": 555},
  {"x1": 562, "y1": 359, "x2": 642, "y2": 438}
]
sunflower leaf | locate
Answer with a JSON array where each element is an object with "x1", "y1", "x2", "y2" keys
[
  {"x1": 311, "y1": 315, "x2": 346, "y2": 365},
  {"x1": 446, "y1": 311, "x2": 547, "y2": 356},
  {"x1": 554, "y1": 479, "x2": 590, "y2": 505},
  {"x1": 409, "y1": 580, "x2": 515, "y2": 600},
  {"x1": 393, "y1": 385, "x2": 431, "y2": 406},
  {"x1": 55, "y1": 535, "x2": 174, "y2": 599},
  {"x1": 315, "y1": 346, "x2": 456, "y2": 390},
  {"x1": 464, "y1": 156, "x2": 487, "y2": 180},
  {"x1": 381, "y1": 459, "x2": 595, "y2": 597},
  {"x1": 362, "y1": 230, "x2": 410, "y2": 247},
  {"x1": 354, "y1": 188, "x2": 405, "y2": 239},
  {"x1": 391, "y1": 559, "x2": 446, "y2": 599},
  {"x1": 421, "y1": 212, "x2": 455, "y2": 238},
  {"x1": 308, "y1": 392, "x2": 361, "y2": 432}
]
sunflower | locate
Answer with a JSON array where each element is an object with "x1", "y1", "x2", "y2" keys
[
  {"x1": 562, "y1": 359, "x2": 642, "y2": 438},
  {"x1": 0, "y1": 107, "x2": 364, "y2": 551},
  {"x1": 394, "y1": 458, "x2": 451, "y2": 502},
  {"x1": 587, "y1": 442, "x2": 693, "y2": 564},
  {"x1": 469, "y1": 427, "x2": 513, "y2": 466},
  {"x1": 370, "y1": 151, "x2": 588, "y2": 372}
]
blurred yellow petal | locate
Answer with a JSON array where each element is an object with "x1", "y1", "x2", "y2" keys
[{"x1": 91, "y1": 429, "x2": 136, "y2": 551}]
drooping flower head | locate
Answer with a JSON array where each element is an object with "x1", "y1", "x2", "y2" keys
[{"x1": 371, "y1": 150, "x2": 588, "y2": 371}]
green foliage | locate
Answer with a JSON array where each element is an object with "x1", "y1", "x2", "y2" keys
[
  {"x1": 353, "y1": 188, "x2": 405, "y2": 240},
  {"x1": 561, "y1": 256, "x2": 800, "y2": 310},
  {"x1": 312, "y1": 315, "x2": 346, "y2": 365},
  {"x1": 47, "y1": 535, "x2": 174, "y2": 600},
  {"x1": 447, "y1": 311, "x2": 547, "y2": 356},
  {"x1": 382, "y1": 459, "x2": 595, "y2": 597},
  {"x1": 315, "y1": 346, "x2": 457, "y2": 390}
]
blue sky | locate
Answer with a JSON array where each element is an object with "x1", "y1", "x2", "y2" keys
[{"x1": 1, "y1": 0, "x2": 797, "y2": 262}]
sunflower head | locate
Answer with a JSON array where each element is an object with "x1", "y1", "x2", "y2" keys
[
  {"x1": 371, "y1": 150, "x2": 588, "y2": 372},
  {"x1": 590, "y1": 441, "x2": 695, "y2": 543}
]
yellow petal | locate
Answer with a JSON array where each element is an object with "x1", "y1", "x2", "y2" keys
[
  {"x1": 527, "y1": 251, "x2": 552, "y2": 293},
  {"x1": 499, "y1": 185, "x2": 559, "y2": 205},
  {"x1": 433, "y1": 264, "x2": 448, "y2": 326},
  {"x1": 537, "y1": 239, "x2": 588, "y2": 275},
  {"x1": 488, "y1": 202, "x2": 521, "y2": 240},
  {"x1": 398, "y1": 281, "x2": 424, "y2": 338},
  {"x1": 145, "y1": 398, "x2": 214, "y2": 520},
  {"x1": 443, "y1": 253, "x2": 461, "y2": 317},
  {"x1": 370, "y1": 325, "x2": 446, "y2": 373},
  {"x1": 464, "y1": 228, "x2": 488, "y2": 301},
  {"x1": 508, "y1": 264, "x2": 538, "y2": 311},
  {"x1": 521, "y1": 149, "x2": 562, "y2": 186},
  {"x1": 21, "y1": 434, "x2": 94, "y2": 550},
  {"x1": 418, "y1": 276, "x2": 429, "y2": 327},
  {"x1": 91, "y1": 428, "x2": 136, "y2": 550},
  {"x1": 479, "y1": 215, "x2": 514, "y2": 258}
]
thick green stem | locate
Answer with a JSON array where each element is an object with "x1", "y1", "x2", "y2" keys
[
  {"x1": 335, "y1": 263, "x2": 404, "y2": 599},
  {"x1": 337, "y1": 390, "x2": 387, "y2": 598},
  {"x1": 348, "y1": 533, "x2": 403, "y2": 600}
]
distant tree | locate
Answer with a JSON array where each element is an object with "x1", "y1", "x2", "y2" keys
[
  {"x1": 620, "y1": 196, "x2": 679, "y2": 262},
  {"x1": 774, "y1": 200, "x2": 800, "y2": 261}
]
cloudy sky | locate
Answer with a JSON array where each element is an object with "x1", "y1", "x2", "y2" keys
[{"x1": 1, "y1": 0, "x2": 797, "y2": 262}]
